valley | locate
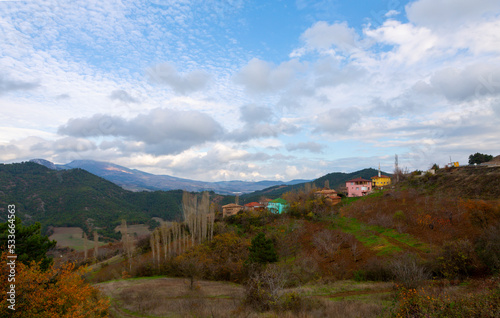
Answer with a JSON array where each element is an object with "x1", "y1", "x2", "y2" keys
[{"x1": 1, "y1": 162, "x2": 499, "y2": 317}]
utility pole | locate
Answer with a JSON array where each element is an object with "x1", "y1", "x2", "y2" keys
[{"x1": 395, "y1": 154, "x2": 399, "y2": 183}]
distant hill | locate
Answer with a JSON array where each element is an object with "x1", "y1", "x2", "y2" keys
[
  {"x1": 29, "y1": 159, "x2": 309, "y2": 195},
  {"x1": 241, "y1": 168, "x2": 390, "y2": 203},
  {"x1": 0, "y1": 162, "x2": 186, "y2": 239}
]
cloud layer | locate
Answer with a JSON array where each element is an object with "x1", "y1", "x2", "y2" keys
[{"x1": 1, "y1": 0, "x2": 499, "y2": 181}]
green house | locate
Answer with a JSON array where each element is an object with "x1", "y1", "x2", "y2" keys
[{"x1": 267, "y1": 198, "x2": 288, "y2": 214}]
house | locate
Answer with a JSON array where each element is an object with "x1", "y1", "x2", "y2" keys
[
  {"x1": 259, "y1": 198, "x2": 273, "y2": 206},
  {"x1": 345, "y1": 177, "x2": 372, "y2": 197},
  {"x1": 244, "y1": 202, "x2": 263, "y2": 211},
  {"x1": 314, "y1": 189, "x2": 342, "y2": 205},
  {"x1": 371, "y1": 169, "x2": 391, "y2": 188},
  {"x1": 267, "y1": 198, "x2": 288, "y2": 214},
  {"x1": 222, "y1": 203, "x2": 243, "y2": 218}
]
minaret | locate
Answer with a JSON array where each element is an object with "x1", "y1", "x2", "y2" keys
[{"x1": 378, "y1": 163, "x2": 381, "y2": 178}]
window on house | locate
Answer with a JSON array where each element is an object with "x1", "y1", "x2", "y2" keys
[{"x1": 356, "y1": 187, "x2": 359, "y2": 190}]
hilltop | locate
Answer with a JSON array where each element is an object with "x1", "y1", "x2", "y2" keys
[
  {"x1": 402, "y1": 165, "x2": 500, "y2": 199},
  {"x1": 0, "y1": 162, "x2": 185, "y2": 238}
]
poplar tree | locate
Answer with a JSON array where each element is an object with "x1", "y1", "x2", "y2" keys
[
  {"x1": 150, "y1": 232, "x2": 155, "y2": 264},
  {"x1": 83, "y1": 231, "x2": 88, "y2": 261},
  {"x1": 93, "y1": 230, "x2": 99, "y2": 262}
]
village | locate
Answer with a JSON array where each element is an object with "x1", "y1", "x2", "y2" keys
[{"x1": 222, "y1": 168, "x2": 392, "y2": 217}]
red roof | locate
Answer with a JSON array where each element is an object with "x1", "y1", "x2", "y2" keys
[
  {"x1": 244, "y1": 202, "x2": 261, "y2": 207},
  {"x1": 346, "y1": 177, "x2": 371, "y2": 183}
]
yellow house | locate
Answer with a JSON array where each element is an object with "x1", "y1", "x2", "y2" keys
[{"x1": 371, "y1": 166, "x2": 391, "y2": 188}]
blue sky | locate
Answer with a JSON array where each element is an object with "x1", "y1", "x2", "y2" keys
[{"x1": 1, "y1": 0, "x2": 499, "y2": 181}]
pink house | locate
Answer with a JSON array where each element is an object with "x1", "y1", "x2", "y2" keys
[{"x1": 346, "y1": 177, "x2": 372, "y2": 197}]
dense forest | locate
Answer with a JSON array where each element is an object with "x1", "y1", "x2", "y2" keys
[{"x1": 0, "y1": 162, "x2": 184, "y2": 238}]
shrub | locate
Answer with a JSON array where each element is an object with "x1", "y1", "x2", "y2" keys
[
  {"x1": 434, "y1": 239, "x2": 476, "y2": 279},
  {"x1": 390, "y1": 253, "x2": 429, "y2": 289},
  {"x1": 391, "y1": 285, "x2": 500, "y2": 317},
  {"x1": 0, "y1": 253, "x2": 109, "y2": 317},
  {"x1": 463, "y1": 199, "x2": 499, "y2": 229},
  {"x1": 358, "y1": 257, "x2": 393, "y2": 281},
  {"x1": 244, "y1": 264, "x2": 287, "y2": 311},
  {"x1": 393, "y1": 210, "x2": 405, "y2": 221},
  {"x1": 475, "y1": 224, "x2": 500, "y2": 274}
]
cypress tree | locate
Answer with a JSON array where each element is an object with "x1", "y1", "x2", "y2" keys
[{"x1": 248, "y1": 233, "x2": 278, "y2": 265}]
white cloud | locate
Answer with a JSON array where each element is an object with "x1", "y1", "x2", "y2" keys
[
  {"x1": 429, "y1": 63, "x2": 500, "y2": 101},
  {"x1": 109, "y1": 90, "x2": 140, "y2": 104},
  {"x1": 58, "y1": 108, "x2": 224, "y2": 155},
  {"x1": 300, "y1": 21, "x2": 358, "y2": 53},
  {"x1": 286, "y1": 141, "x2": 324, "y2": 153},
  {"x1": 364, "y1": 20, "x2": 438, "y2": 64},
  {"x1": 147, "y1": 62, "x2": 211, "y2": 95},
  {"x1": 239, "y1": 104, "x2": 274, "y2": 124},
  {"x1": 406, "y1": 0, "x2": 500, "y2": 29},
  {"x1": 314, "y1": 107, "x2": 361, "y2": 135},
  {"x1": 385, "y1": 10, "x2": 400, "y2": 18},
  {"x1": 233, "y1": 58, "x2": 306, "y2": 94}
]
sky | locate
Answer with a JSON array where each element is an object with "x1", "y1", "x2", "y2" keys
[{"x1": 1, "y1": 0, "x2": 499, "y2": 182}]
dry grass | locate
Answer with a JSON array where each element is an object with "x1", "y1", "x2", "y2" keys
[
  {"x1": 49, "y1": 227, "x2": 104, "y2": 251},
  {"x1": 97, "y1": 277, "x2": 244, "y2": 317},
  {"x1": 114, "y1": 224, "x2": 151, "y2": 237},
  {"x1": 96, "y1": 277, "x2": 391, "y2": 318}
]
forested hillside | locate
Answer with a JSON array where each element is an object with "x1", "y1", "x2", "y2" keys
[{"x1": 0, "y1": 162, "x2": 184, "y2": 238}]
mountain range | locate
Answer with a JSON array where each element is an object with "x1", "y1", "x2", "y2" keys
[
  {"x1": 0, "y1": 162, "x2": 188, "y2": 239},
  {"x1": 29, "y1": 159, "x2": 309, "y2": 195}
]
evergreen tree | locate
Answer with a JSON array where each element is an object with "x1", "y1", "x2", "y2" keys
[
  {"x1": 0, "y1": 217, "x2": 56, "y2": 270},
  {"x1": 247, "y1": 232, "x2": 278, "y2": 265},
  {"x1": 468, "y1": 152, "x2": 493, "y2": 165}
]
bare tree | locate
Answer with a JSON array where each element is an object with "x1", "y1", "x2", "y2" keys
[
  {"x1": 305, "y1": 182, "x2": 312, "y2": 194},
  {"x1": 182, "y1": 191, "x2": 213, "y2": 247},
  {"x1": 150, "y1": 232, "x2": 155, "y2": 265},
  {"x1": 121, "y1": 219, "x2": 134, "y2": 271},
  {"x1": 244, "y1": 264, "x2": 288, "y2": 311},
  {"x1": 350, "y1": 241, "x2": 362, "y2": 262},
  {"x1": 391, "y1": 253, "x2": 429, "y2": 289},
  {"x1": 83, "y1": 232, "x2": 88, "y2": 261},
  {"x1": 93, "y1": 230, "x2": 99, "y2": 262},
  {"x1": 155, "y1": 230, "x2": 161, "y2": 267},
  {"x1": 312, "y1": 230, "x2": 341, "y2": 258},
  {"x1": 160, "y1": 225, "x2": 168, "y2": 261}
]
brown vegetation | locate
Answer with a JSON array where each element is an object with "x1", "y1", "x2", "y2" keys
[{"x1": 72, "y1": 167, "x2": 500, "y2": 317}]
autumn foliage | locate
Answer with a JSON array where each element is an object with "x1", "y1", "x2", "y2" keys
[{"x1": 0, "y1": 253, "x2": 109, "y2": 317}]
